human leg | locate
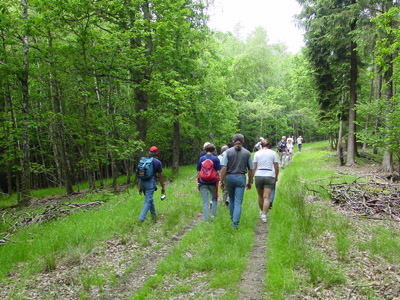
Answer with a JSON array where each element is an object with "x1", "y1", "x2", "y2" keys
[
  {"x1": 279, "y1": 152, "x2": 284, "y2": 168},
  {"x1": 287, "y1": 153, "x2": 292, "y2": 165},
  {"x1": 262, "y1": 187, "x2": 272, "y2": 214},
  {"x1": 257, "y1": 188, "x2": 264, "y2": 211},
  {"x1": 226, "y1": 175, "x2": 236, "y2": 221},
  {"x1": 139, "y1": 179, "x2": 156, "y2": 221},
  {"x1": 228, "y1": 175, "x2": 246, "y2": 229},
  {"x1": 255, "y1": 176, "x2": 264, "y2": 212},
  {"x1": 282, "y1": 153, "x2": 287, "y2": 168},
  {"x1": 232, "y1": 184, "x2": 245, "y2": 228},
  {"x1": 209, "y1": 184, "x2": 218, "y2": 218},
  {"x1": 270, "y1": 184, "x2": 276, "y2": 208},
  {"x1": 199, "y1": 185, "x2": 211, "y2": 221}
]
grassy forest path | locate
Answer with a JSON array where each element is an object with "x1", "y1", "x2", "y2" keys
[
  {"x1": 2, "y1": 142, "x2": 400, "y2": 299},
  {"x1": 238, "y1": 219, "x2": 269, "y2": 300},
  {"x1": 0, "y1": 165, "x2": 267, "y2": 299},
  {"x1": 100, "y1": 213, "x2": 204, "y2": 299}
]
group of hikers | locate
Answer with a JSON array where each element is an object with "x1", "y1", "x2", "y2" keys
[{"x1": 136, "y1": 133, "x2": 303, "y2": 229}]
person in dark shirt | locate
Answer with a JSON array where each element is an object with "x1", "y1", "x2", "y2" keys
[
  {"x1": 277, "y1": 136, "x2": 289, "y2": 169},
  {"x1": 138, "y1": 146, "x2": 165, "y2": 222}
]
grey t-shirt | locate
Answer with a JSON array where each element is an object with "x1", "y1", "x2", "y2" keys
[{"x1": 221, "y1": 147, "x2": 254, "y2": 174}]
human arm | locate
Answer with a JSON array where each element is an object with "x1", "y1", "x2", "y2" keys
[
  {"x1": 220, "y1": 166, "x2": 227, "y2": 190},
  {"x1": 246, "y1": 155, "x2": 254, "y2": 190},
  {"x1": 158, "y1": 173, "x2": 165, "y2": 194},
  {"x1": 274, "y1": 162, "x2": 279, "y2": 182}
]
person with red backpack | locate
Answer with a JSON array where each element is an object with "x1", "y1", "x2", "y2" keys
[{"x1": 197, "y1": 143, "x2": 221, "y2": 221}]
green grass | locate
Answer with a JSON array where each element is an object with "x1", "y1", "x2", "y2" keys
[
  {"x1": 266, "y1": 141, "x2": 400, "y2": 299},
  {"x1": 358, "y1": 225, "x2": 400, "y2": 264},
  {"x1": 0, "y1": 167, "x2": 194, "y2": 280},
  {"x1": 130, "y1": 196, "x2": 260, "y2": 300},
  {"x1": 0, "y1": 165, "x2": 224, "y2": 298}
]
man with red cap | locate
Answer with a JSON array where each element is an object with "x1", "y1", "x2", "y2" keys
[{"x1": 138, "y1": 146, "x2": 165, "y2": 222}]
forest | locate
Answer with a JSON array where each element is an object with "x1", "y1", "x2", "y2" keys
[{"x1": 1, "y1": 0, "x2": 400, "y2": 205}]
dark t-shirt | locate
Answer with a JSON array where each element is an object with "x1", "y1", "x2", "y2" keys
[
  {"x1": 198, "y1": 151, "x2": 218, "y2": 161},
  {"x1": 152, "y1": 158, "x2": 162, "y2": 175},
  {"x1": 278, "y1": 141, "x2": 287, "y2": 152}
]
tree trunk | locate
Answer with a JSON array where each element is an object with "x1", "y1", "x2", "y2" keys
[
  {"x1": 381, "y1": 0, "x2": 394, "y2": 173},
  {"x1": 381, "y1": 68, "x2": 393, "y2": 172},
  {"x1": 48, "y1": 33, "x2": 74, "y2": 194},
  {"x1": 81, "y1": 39, "x2": 96, "y2": 191},
  {"x1": 362, "y1": 76, "x2": 373, "y2": 153},
  {"x1": 328, "y1": 130, "x2": 333, "y2": 151},
  {"x1": 373, "y1": 65, "x2": 382, "y2": 155},
  {"x1": 172, "y1": 118, "x2": 180, "y2": 174},
  {"x1": 131, "y1": 1, "x2": 153, "y2": 146},
  {"x1": 93, "y1": 47, "x2": 105, "y2": 189},
  {"x1": 346, "y1": 17, "x2": 358, "y2": 166},
  {"x1": 20, "y1": 0, "x2": 30, "y2": 205},
  {"x1": 337, "y1": 91, "x2": 345, "y2": 166}
]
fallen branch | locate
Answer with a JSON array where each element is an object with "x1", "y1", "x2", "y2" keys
[{"x1": 318, "y1": 179, "x2": 400, "y2": 220}]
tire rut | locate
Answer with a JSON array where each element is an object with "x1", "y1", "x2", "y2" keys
[
  {"x1": 101, "y1": 213, "x2": 204, "y2": 299},
  {"x1": 238, "y1": 219, "x2": 269, "y2": 300}
]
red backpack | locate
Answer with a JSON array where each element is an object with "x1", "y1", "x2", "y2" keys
[{"x1": 199, "y1": 159, "x2": 217, "y2": 182}]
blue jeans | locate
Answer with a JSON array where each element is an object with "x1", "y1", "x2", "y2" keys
[
  {"x1": 226, "y1": 174, "x2": 246, "y2": 229},
  {"x1": 199, "y1": 184, "x2": 217, "y2": 221},
  {"x1": 139, "y1": 178, "x2": 156, "y2": 221},
  {"x1": 270, "y1": 184, "x2": 276, "y2": 206}
]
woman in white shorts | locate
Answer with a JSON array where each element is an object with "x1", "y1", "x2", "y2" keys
[{"x1": 253, "y1": 139, "x2": 279, "y2": 223}]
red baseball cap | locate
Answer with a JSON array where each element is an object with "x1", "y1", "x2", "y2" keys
[{"x1": 149, "y1": 146, "x2": 158, "y2": 154}]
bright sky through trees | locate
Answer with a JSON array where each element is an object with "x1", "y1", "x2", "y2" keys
[{"x1": 207, "y1": 0, "x2": 305, "y2": 54}]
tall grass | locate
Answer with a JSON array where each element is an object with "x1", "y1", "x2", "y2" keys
[
  {"x1": 0, "y1": 166, "x2": 196, "y2": 280},
  {"x1": 266, "y1": 142, "x2": 346, "y2": 299}
]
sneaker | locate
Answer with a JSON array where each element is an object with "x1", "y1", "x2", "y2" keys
[
  {"x1": 261, "y1": 214, "x2": 267, "y2": 223},
  {"x1": 259, "y1": 210, "x2": 263, "y2": 218}
]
